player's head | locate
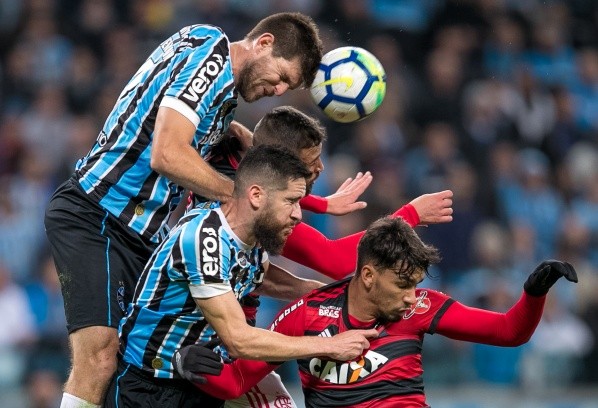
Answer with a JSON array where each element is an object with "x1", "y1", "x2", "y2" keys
[
  {"x1": 253, "y1": 106, "x2": 326, "y2": 195},
  {"x1": 234, "y1": 144, "x2": 311, "y2": 254},
  {"x1": 355, "y1": 217, "x2": 441, "y2": 323},
  {"x1": 237, "y1": 12, "x2": 323, "y2": 102}
]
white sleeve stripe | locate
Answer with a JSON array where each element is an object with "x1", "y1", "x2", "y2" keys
[
  {"x1": 190, "y1": 282, "x2": 231, "y2": 299},
  {"x1": 160, "y1": 96, "x2": 200, "y2": 127}
]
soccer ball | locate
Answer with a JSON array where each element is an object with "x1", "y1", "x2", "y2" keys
[{"x1": 310, "y1": 46, "x2": 386, "y2": 123}]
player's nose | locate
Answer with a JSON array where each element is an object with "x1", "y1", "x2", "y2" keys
[
  {"x1": 291, "y1": 202, "x2": 302, "y2": 222},
  {"x1": 403, "y1": 288, "x2": 417, "y2": 305},
  {"x1": 274, "y1": 82, "x2": 290, "y2": 96}
]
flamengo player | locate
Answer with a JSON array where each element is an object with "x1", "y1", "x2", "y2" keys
[{"x1": 175, "y1": 217, "x2": 578, "y2": 407}]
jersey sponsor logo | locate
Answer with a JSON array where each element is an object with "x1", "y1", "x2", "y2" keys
[
  {"x1": 252, "y1": 263, "x2": 265, "y2": 285},
  {"x1": 403, "y1": 290, "x2": 431, "y2": 320},
  {"x1": 97, "y1": 131, "x2": 108, "y2": 147},
  {"x1": 270, "y1": 299, "x2": 304, "y2": 330},
  {"x1": 318, "y1": 305, "x2": 341, "y2": 318},
  {"x1": 200, "y1": 226, "x2": 220, "y2": 276},
  {"x1": 309, "y1": 349, "x2": 389, "y2": 384},
  {"x1": 236, "y1": 251, "x2": 248, "y2": 268},
  {"x1": 182, "y1": 53, "x2": 225, "y2": 102}
]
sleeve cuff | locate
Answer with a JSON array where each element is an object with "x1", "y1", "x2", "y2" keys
[
  {"x1": 190, "y1": 282, "x2": 231, "y2": 299},
  {"x1": 160, "y1": 96, "x2": 200, "y2": 127},
  {"x1": 392, "y1": 203, "x2": 420, "y2": 227},
  {"x1": 300, "y1": 195, "x2": 328, "y2": 214}
]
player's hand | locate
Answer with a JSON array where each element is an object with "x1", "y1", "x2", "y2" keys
[
  {"x1": 172, "y1": 343, "x2": 224, "y2": 384},
  {"x1": 327, "y1": 329, "x2": 378, "y2": 361},
  {"x1": 409, "y1": 190, "x2": 453, "y2": 225},
  {"x1": 523, "y1": 260, "x2": 578, "y2": 297},
  {"x1": 325, "y1": 172, "x2": 373, "y2": 216}
]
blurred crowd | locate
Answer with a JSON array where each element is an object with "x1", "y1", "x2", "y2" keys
[{"x1": 1, "y1": 0, "x2": 597, "y2": 406}]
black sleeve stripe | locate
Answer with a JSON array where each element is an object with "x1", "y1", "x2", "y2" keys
[{"x1": 428, "y1": 298, "x2": 455, "y2": 334}]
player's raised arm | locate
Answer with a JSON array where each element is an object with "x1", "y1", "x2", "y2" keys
[
  {"x1": 281, "y1": 190, "x2": 453, "y2": 280},
  {"x1": 435, "y1": 260, "x2": 577, "y2": 346},
  {"x1": 152, "y1": 107, "x2": 235, "y2": 203}
]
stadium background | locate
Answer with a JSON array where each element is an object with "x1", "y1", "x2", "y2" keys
[{"x1": 0, "y1": 0, "x2": 597, "y2": 407}]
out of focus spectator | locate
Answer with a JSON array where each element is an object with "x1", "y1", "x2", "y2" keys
[
  {"x1": 0, "y1": 263, "x2": 37, "y2": 388},
  {"x1": 0, "y1": 1, "x2": 597, "y2": 405}
]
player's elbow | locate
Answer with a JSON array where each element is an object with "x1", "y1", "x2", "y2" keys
[
  {"x1": 220, "y1": 334, "x2": 247, "y2": 359},
  {"x1": 502, "y1": 332, "x2": 534, "y2": 347},
  {"x1": 221, "y1": 331, "x2": 260, "y2": 360},
  {"x1": 223, "y1": 340, "x2": 252, "y2": 360},
  {"x1": 150, "y1": 148, "x2": 170, "y2": 174}
]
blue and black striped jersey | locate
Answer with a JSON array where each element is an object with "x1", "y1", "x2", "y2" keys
[
  {"x1": 119, "y1": 203, "x2": 267, "y2": 378},
  {"x1": 76, "y1": 25, "x2": 238, "y2": 243}
]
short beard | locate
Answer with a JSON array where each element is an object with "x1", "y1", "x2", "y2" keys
[
  {"x1": 253, "y1": 210, "x2": 288, "y2": 255},
  {"x1": 236, "y1": 60, "x2": 257, "y2": 102}
]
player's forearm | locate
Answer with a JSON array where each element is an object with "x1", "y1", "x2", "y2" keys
[
  {"x1": 282, "y1": 222, "x2": 361, "y2": 279},
  {"x1": 436, "y1": 292, "x2": 545, "y2": 346},
  {"x1": 197, "y1": 359, "x2": 278, "y2": 399},
  {"x1": 224, "y1": 326, "x2": 334, "y2": 361}
]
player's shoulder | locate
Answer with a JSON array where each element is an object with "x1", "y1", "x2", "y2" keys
[
  {"x1": 415, "y1": 287, "x2": 451, "y2": 302},
  {"x1": 185, "y1": 24, "x2": 228, "y2": 42},
  {"x1": 398, "y1": 288, "x2": 452, "y2": 321},
  {"x1": 311, "y1": 278, "x2": 350, "y2": 298}
]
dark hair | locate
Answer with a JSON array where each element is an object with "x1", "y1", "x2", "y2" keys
[
  {"x1": 246, "y1": 12, "x2": 323, "y2": 87},
  {"x1": 253, "y1": 106, "x2": 326, "y2": 153},
  {"x1": 234, "y1": 144, "x2": 311, "y2": 196},
  {"x1": 356, "y1": 217, "x2": 441, "y2": 281}
]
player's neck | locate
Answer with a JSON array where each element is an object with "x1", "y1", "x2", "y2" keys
[
  {"x1": 347, "y1": 278, "x2": 377, "y2": 322},
  {"x1": 221, "y1": 200, "x2": 257, "y2": 246},
  {"x1": 229, "y1": 40, "x2": 250, "y2": 80}
]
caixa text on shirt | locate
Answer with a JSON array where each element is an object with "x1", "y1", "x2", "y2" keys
[{"x1": 309, "y1": 350, "x2": 389, "y2": 384}]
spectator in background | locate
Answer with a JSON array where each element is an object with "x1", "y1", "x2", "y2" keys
[
  {"x1": 569, "y1": 47, "x2": 598, "y2": 133},
  {"x1": 495, "y1": 148, "x2": 565, "y2": 262},
  {"x1": 0, "y1": 263, "x2": 37, "y2": 388},
  {"x1": 522, "y1": 295, "x2": 594, "y2": 389},
  {"x1": 0, "y1": 0, "x2": 596, "y2": 404}
]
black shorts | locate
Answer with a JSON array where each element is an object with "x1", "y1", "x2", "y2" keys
[
  {"x1": 104, "y1": 359, "x2": 224, "y2": 408},
  {"x1": 44, "y1": 177, "x2": 157, "y2": 333}
]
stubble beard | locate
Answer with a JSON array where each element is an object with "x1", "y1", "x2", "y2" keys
[
  {"x1": 253, "y1": 208, "x2": 290, "y2": 256},
  {"x1": 236, "y1": 60, "x2": 259, "y2": 102}
]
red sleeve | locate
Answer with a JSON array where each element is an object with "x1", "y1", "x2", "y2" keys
[
  {"x1": 300, "y1": 194, "x2": 328, "y2": 214},
  {"x1": 282, "y1": 222, "x2": 362, "y2": 280},
  {"x1": 435, "y1": 291, "x2": 546, "y2": 346},
  {"x1": 391, "y1": 204, "x2": 419, "y2": 227},
  {"x1": 280, "y1": 204, "x2": 419, "y2": 280},
  {"x1": 196, "y1": 298, "x2": 307, "y2": 399}
]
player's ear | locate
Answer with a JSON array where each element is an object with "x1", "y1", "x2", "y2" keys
[
  {"x1": 360, "y1": 265, "x2": 375, "y2": 289},
  {"x1": 254, "y1": 33, "x2": 274, "y2": 54},
  {"x1": 248, "y1": 184, "x2": 266, "y2": 209}
]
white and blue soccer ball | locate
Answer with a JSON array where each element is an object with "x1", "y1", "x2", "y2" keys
[{"x1": 310, "y1": 46, "x2": 386, "y2": 123}]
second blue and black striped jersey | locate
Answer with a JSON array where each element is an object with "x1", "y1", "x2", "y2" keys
[
  {"x1": 119, "y1": 203, "x2": 267, "y2": 378},
  {"x1": 76, "y1": 24, "x2": 238, "y2": 243}
]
